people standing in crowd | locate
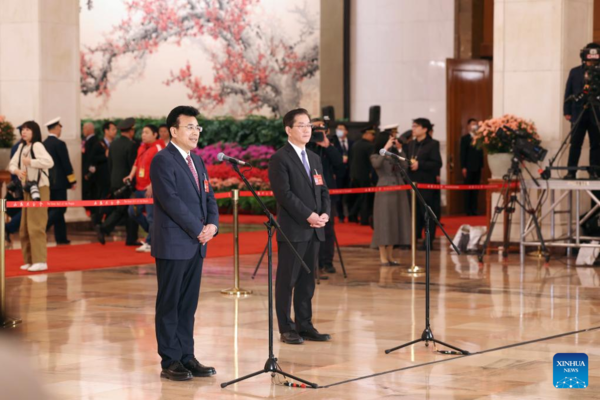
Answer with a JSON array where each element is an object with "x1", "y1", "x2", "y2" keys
[
  {"x1": 44, "y1": 117, "x2": 77, "y2": 245},
  {"x1": 124, "y1": 124, "x2": 165, "y2": 252},
  {"x1": 151, "y1": 105, "x2": 219, "y2": 381},
  {"x1": 269, "y1": 108, "x2": 331, "y2": 345},
  {"x1": 460, "y1": 118, "x2": 484, "y2": 215},
  {"x1": 564, "y1": 42, "x2": 600, "y2": 179},
  {"x1": 8, "y1": 121, "x2": 54, "y2": 272},
  {"x1": 158, "y1": 123, "x2": 170, "y2": 146},
  {"x1": 308, "y1": 118, "x2": 344, "y2": 275},
  {"x1": 348, "y1": 127, "x2": 376, "y2": 226},
  {"x1": 370, "y1": 131, "x2": 411, "y2": 265},
  {"x1": 331, "y1": 123, "x2": 352, "y2": 223},
  {"x1": 5, "y1": 125, "x2": 24, "y2": 243},
  {"x1": 95, "y1": 118, "x2": 138, "y2": 245},
  {"x1": 81, "y1": 122, "x2": 97, "y2": 202},
  {"x1": 404, "y1": 118, "x2": 442, "y2": 250},
  {"x1": 90, "y1": 121, "x2": 116, "y2": 227}
]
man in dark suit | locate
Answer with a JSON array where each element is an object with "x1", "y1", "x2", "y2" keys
[
  {"x1": 150, "y1": 105, "x2": 219, "y2": 381},
  {"x1": 564, "y1": 42, "x2": 600, "y2": 179},
  {"x1": 44, "y1": 117, "x2": 77, "y2": 244},
  {"x1": 269, "y1": 108, "x2": 331, "y2": 345},
  {"x1": 460, "y1": 118, "x2": 484, "y2": 215},
  {"x1": 81, "y1": 122, "x2": 98, "y2": 202},
  {"x1": 95, "y1": 118, "x2": 138, "y2": 244},
  {"x1": 332, "y1": 123, "x2": 353, "y2": 222},
  {"x1": 348, "y1": 127, "x2": 376, "y2": 225},
  {"x1": 405, "y1": 118, "x2": 442, "y2": 249},
  {"x1": 90, "y1": 122, "x2": 115, "y2": 226}
]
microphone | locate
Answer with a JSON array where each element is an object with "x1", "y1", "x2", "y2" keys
[
  {"x1": 379, "y1": 148, "x2": 407, "y2": 161},
  {"x1": 217, "y1": 152, "x2": 249, "y2": 166}
]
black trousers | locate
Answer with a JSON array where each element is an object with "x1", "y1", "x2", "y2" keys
[
  {"x1": 416, "y1": 189, "x2": 440, "y2": 244},
  {"x1": 276, "y1": 237, "x2": 319, "y2": 333},
  {"x1": 464, "y1": 170, "x2": 482, "y2": 216},
  {"x1": 349, "y1": 179, "x2": 373, "y2": 225},
  {"x1": 318, "y1": 217, "x2": 335, "y2": 267},
  {"x1": 155, "y1": 250, "x2": 203, "y2": 369},
  {"x1": 568, "y1": 109, "x2": 600, "y2": 168},
  {"x1": 47, "y1": 189, "x2": 68, "y2": 242}
]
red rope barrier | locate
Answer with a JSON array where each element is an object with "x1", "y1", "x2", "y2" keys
[{"x1": 6, "y1": 183, "x2": 518, "y2": 208}]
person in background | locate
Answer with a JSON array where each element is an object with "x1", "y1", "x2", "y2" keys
[
  {"x1": 331, "y1": 123, "x2": 352, "y2": 223},
  {"x1": 460, "y1": 118, "x2": 484, "y2": 215},
  {"x1": 81, "y1": 122, "x2": 97, "y2": 203},
  {"x1": 124, "y1": 124, "x2": 165, "y2": 252},
  {"x1": 370, "y1": 131, "x2": 411, "y2": 266},
  {"x1": 8, "y1": 121, "x2": 54, "y2": 272},
  {"x1": 348, "y1": 127, "x2": 376, "y2": 226},
  {"x1": 44, "y1": 117, "x2": 77, "y2": 245},
  {"x1": 158, "y1": 123, "x2": 170, "y2": 146}
]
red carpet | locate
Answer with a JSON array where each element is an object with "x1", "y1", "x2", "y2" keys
[{"x1": 6, "y1": 215, "x2": 487, "y2": 278}]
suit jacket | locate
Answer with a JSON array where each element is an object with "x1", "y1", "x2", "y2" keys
[
  {"x1": 150, "y1": 143, "x2": 219, "y2": 260},
  {"x1": 43, "y1": 135, "x2": 76, "y2": 191},
  {"x1": 331, "y1": 135, "x2": 352, "y2": 183},
  {"x1": 460, "y1": 134, "x2": 483, "y2": 171},
  {"x1": 405, "y1": 135, "x2": 442, "y2": 184},
  {"x1": 109, "y1": 136, "x2": 137, "y2": 191},
  {"x1": 269, "y1": 143, "x2": 330, "y2": 243},
  {"x1": 564, "y1": 65, "x2": 585, "y2": 122},
  {"x1": 82, "y1": 135, "x2": 99, "y2": 178},
  {"x1": 90, "y1": 139, "x2": 110, "y2": 196},
  {"x1": 349, "y1": 138, "x2": 375, "y2": 184}
]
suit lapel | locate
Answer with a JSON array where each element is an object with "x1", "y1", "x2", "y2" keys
[
  {"x1": 285, "y1": 143, "x2": 313, "y2": 187},
  {"x1": 192, "y1": 153, "x2": 207, "y2": 206},
  {"x1": 167, "y1": 144, "x2": 201, "y2": 198},
  {"x1": 307, "y1": 151, "x2": 319, "y2": 200}
]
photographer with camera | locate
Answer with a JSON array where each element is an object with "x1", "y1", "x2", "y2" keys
[
  {"x1": 563, "y1": 42, "x2": 600, "y2": 179},
  {"x1": 307, "y1": 118, "x2": 344, "y2": 275},
  {"x1": 8, "y1": 121, "x2": 54, "y2": 272}
]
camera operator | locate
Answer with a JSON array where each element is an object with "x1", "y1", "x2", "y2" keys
[
  {"x1": 307, "y1": 118, "x2": 344, "y2": 275},
  {"x1": 564, "y1": 42, "x2": 600, "y2": 179},
  {"x1": 8, "y1": 121, "x2": 54, "y2": 272}
]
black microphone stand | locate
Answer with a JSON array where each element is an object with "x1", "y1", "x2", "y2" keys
[
  {"x1": 221, "y1": 163, "x2": 318, "y2": 389},
  {"x1": 384, "y1": 156, "x2": 470, "y2": 356}
]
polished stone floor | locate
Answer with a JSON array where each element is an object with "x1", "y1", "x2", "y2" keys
[{"x1": 3, "y1": 243, "x2": 600, "y2": 399}]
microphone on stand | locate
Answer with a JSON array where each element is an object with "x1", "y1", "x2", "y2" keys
[
  {"x1": 217, "y1": 152, "x2": 249, "y2": 166},
  {"x1": 379, "y1": 148, "x2": 407, "y2": 161}
]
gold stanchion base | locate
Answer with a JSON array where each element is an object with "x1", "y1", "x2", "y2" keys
[
  {"x1": 407, "y1": 265, "x2": 421, "y2": 274},
  {"x1": 2, "y1": 318, "x2": 22, "y2": 328},
  {"x1": 221, "y1": 288, "x2": 253, "y2": 297}
]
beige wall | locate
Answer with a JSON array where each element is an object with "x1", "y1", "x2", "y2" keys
[{"x1": 320, "y1": 0, "x2": 345, "y2": 117}]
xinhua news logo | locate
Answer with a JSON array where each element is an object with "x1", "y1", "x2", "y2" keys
[{"x1": 554, "y1": 353, "x2": 588, "y2": 389}]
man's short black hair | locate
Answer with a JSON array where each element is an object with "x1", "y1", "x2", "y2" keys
[
  {"x1": 145, "y1": 124, "x2": 159, "y2": 138},
  {"x1": 283, "y1": 108, "x2": 311, "y2": 129},
  {"x1": 158, "y1": 123, "x2": 168, "y2": 130},
  {"x1": 467, "y1": 118, "x2": 477, "y2": 125},
  {"x1": 166, "y1": 106, "x2": 200, "y2": 138},
  {"x1": 413, "y1": 118, "x2": 434, "y2": 134},
  {"x1": 102, "y1": 121, "x2": 115, "y2": 133}
]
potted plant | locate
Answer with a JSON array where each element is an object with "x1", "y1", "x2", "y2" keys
[
  {"x1": 0, "y1": 116, "x2": 15, "y2": 170},
  {"x1": 472, "y1": 114, "x2": 540, "y2": 179}
]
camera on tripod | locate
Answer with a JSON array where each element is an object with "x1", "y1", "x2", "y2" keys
[
  {"x1": 310, "y1": 116, "x2": 332, "y2": 143},
  {"x1": 496, "y1": 126, "x2": 547, "y2": 163},
  {"x1": 23, "y1": 180, "x2": 41, "y2": 201},
  {"x1": 579, "y1": 47, "x2": 600, "y2": 104}
]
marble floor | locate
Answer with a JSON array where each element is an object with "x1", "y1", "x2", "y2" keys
[{"x1": 2, "y1": 243, "x2": 600, "y2": 399}]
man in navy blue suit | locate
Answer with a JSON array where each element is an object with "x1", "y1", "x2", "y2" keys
[{"x1": 150, "y1": 106, "x2": 219, "y2": 381}]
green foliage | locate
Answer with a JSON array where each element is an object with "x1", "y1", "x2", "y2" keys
[
  {"x1": 81, "y1": 115, "x2": 287, "y2": 148},
  {"x1": 0, "y1": 120, "x2": 15, "y2": 148}
]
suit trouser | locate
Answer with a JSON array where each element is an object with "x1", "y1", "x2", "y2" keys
[
  {"x1": 318, "y1": 218, "x2": 335, "y2": 267},
  {"x1": 276, "y1": 236, "x2": 319, "y2": 333},
  {"x1": 47, "y1": 189, "x2": 68, "y2": 242},
  {"x1": 155, "y1": 250, "x2": 203, "y2": 369},
  {"x1": 416, "y1": 189, "x2": 439, "y2": 244},
  {"x1": 349, "y1": 179, "x2": 373, "y2": 225},
  {"x1": 128, "y1": 189, "x2": 153, "y2": 245},
  {"x1": 20, "y1": 186, "x2": 49, "y2": 264},
  {"x1": 464, "y1": 170, "x2": 481, "y2": 215},
  {"x1": 568, "y1": 109, "x2": 600, "y2": 168}
]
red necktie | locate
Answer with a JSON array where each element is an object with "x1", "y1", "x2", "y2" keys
[{"x1": 186, "y1": 155, "x2": 200, "y2": 190}]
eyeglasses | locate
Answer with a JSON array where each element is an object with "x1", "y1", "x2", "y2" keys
[
  {"x1": 293, "y1": 124, "x2": 313, "y2": 130},
  {"x1": 177, "y1": 125, "x2": 203, "y2": 133}
]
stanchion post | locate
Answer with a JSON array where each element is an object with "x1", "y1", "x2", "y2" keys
[
  {"x1": 408, "y1": 186, "x2": 420, "y2": 273},
  {"x1": 0, "y1": 199, "x2": 21, "y2": 327},
  {"x1": 222, "y1": 189, "x2": 252, "y2": 297}
]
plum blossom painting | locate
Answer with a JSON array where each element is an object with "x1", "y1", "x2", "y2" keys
[{"x1": 80, "y1": 0, "x2": 320, "y2": 118}]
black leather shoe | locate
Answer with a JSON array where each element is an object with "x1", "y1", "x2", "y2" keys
[
  {"x1": 299, "y1": 328, "x2": 331, "y2": 342},
  {"x1": 183, "y1": 357, "x2": 216, "y2": 377},
  {"x1": 280, "y1": 331, "x2": 304, "y2": 344},
  {"x1": 324, "y1": 264, "x2": 336, "y2": 273},
  {"x1": 563, "y1": 172, "x2": 576, "y2": 180},
  {"x1": 94, "y1": 225, "x2": 105, "y2": 245},
  {"x1": 56, "y1": 240, "x2": 71, "y2": 245},
  {"x1": 160, "y1": 361, "x2": 193, "y2": 381}
]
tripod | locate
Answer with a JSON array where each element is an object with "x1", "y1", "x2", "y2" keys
[
  {"x1": 221, "y1": 164, "x2": 318, "y2": 389},
  {"x1": 478, "y1": 155, "x2": 550, "y2": 263},
  {"x1": 251, "y1": 228, "x2": 348, "y2": 279},
  {"x1": 384, "y1": 158, "x2": 469, "y2": 356}
]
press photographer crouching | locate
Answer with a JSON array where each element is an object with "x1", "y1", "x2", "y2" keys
[
  {"x1": 563, "y1": 42, "x2": 600, "y2": 179},
  {"x1": 308, "y1": 118, "x2": 344, "y2": 275},
  {"x1": 8, "y1": 121, "x2": 54, "y2": 272}
]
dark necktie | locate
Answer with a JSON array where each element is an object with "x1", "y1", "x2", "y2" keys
[
  {"x1": 301, "y1": 150, "x2": 311, "y2": 179},
  {"x1": 186, "y1": 155, "x2": 200, "y2": 190}
]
